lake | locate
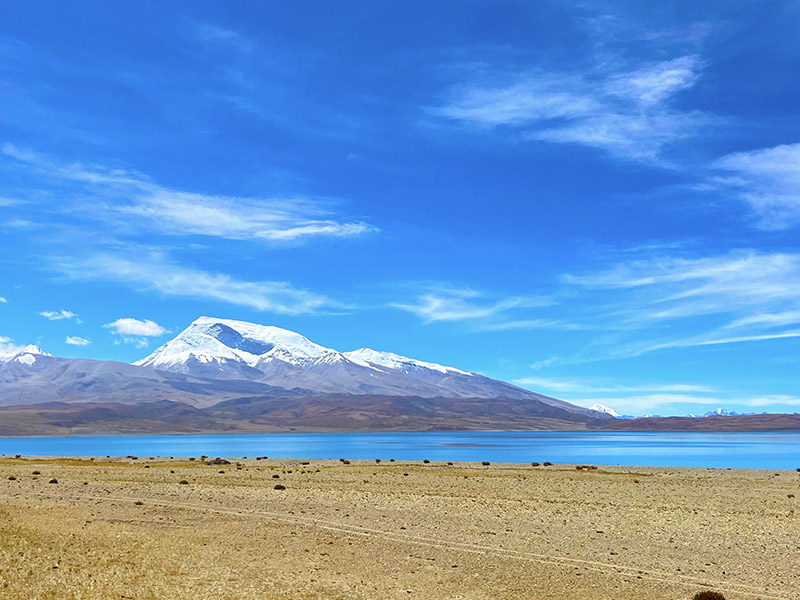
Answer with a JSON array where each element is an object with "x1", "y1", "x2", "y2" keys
[{"x1": 1, "y1": 431, "x2": 799, "y2": 469}]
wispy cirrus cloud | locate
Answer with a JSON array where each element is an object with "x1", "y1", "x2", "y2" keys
[
  {"x1": 550, "y1": 250, "x2": 800, "y2": 363},
  {"x1": 65, "y1": 335, "x2": 90, "y2": 346},
  {"x1": 711, "y1": 142, "x2": 800, "y2": 230},
  {"x1": 433, "y1": 55, "x2": 709, "y2": 163},
  {"x1": 56, "y1": 252, "x2": 331, "y2": 315},
  {"x1": 2, "y1": 143, "x2": 376, "y2": 244},
  {"x1": 391, "y1": 286, "x2": 554, "y2": 324},
  {"x1": 513, "y1": 376, "x2": 715, "y2": 395}
]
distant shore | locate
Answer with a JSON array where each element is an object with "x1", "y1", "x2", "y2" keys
[{"x1": 1, "y1": 456, "x2": 797, "y2": 599}]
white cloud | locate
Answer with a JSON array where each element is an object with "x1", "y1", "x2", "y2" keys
[
  {"x1": 713, "y1": 143, "x2": 800, "y2": 230},
  {"x1": 65, "y1": 336, "x2": 90, "y2": 346},
  {"x1": 543, "y1": 249, "x2": 800, "y2": 364},
  {"x1": 0, "y1": 296, "x2": 6, "y2": 303},
  {"x1": 564, "y1": 251, "x2": 800, "y2": 317},
  {"x1": 118, "y1": 189, "x2": 374, "y2": 242},
  {"x1": 391, "y1": 287, "x2": 553, "y2": 323},
  {"x1": 514, "y1": 376, "x2": 714, "y2": 395},
  {"x1": 0, "y1": 336, "x2": 29, "y2": 359},
  {"x1": 434, "y1": 55, "x2": 708, "y2": 162},
  {"x1": 39, "y1": 309, "x2": 78, "y2": 321},
  {"x1": 103, "y1": 318, "x2": 168, "y2": 337},
  {"x1": 57, "y1": 252, "x2": 329, "y2": 315},
  {"x1": 2, "y1": 144, "x2": 376, "y2": 244}
]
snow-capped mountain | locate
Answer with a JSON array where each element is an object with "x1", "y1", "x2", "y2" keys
[{"x1": 135, "y1": 317, "x2": 597, "y2": 415}]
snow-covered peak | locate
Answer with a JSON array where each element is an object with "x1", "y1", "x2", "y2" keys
[
  {"x1": 135, "y1": 317, "x2": 332, "y2": 369},
  {"x1": 343, "y1": 348, "x2": 473, "y2": 376},
  {"x1": 0, "y1": 344, "x2": 49, "y2": 364},
  {"x1": 589, "y1": 403, "x2": 621, "y2": 417}
]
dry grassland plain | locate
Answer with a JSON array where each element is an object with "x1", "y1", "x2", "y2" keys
[{"x1": 0, "y1": 457, "x2": 798, "y2": 600}]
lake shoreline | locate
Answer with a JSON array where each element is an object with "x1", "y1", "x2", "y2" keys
[{"x1": 1, "y1": 430, "x2": 799, "y2": 470}]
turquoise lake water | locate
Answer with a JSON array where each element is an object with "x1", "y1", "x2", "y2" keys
[{"x1": 1, "y1": 431, "x2": 799, "y2": 469}]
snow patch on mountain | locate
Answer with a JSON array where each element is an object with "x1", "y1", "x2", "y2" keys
[
  {"x1": 589, "y1": 403, "x2": 621, "y2": 418},
  {"x1": 343, "y1": 348, "x2": 473, "y2": 376}
]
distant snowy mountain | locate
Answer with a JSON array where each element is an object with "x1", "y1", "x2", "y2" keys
[
  {"x1": 135, "y1": 317, "x2": 600, "y2": 416},
  {"x1": 589, "y1": 403, "x2": 621, "y2": 418},
  {"x1": 701, "y1": 408, "x2": 759, "y2": 417}
]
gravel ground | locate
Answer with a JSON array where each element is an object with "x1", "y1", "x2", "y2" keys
[{"x1": 0, "y1": 456, "x2": 798, "y2": 600}]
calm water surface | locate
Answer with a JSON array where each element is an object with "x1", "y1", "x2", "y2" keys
[{"x1": 1, "y1": 431, "x2": 799, "y2": 469}]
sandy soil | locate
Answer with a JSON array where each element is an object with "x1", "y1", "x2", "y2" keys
[{"x1": 0, "y1": 456, "x2": 797, "y2": 600}]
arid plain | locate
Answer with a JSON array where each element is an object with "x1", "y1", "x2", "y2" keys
[{"x1": 0, "y1": 457, "x2": 798, "y2": 600}]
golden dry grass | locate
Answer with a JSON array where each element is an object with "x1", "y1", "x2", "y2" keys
[{"x1": 0, "y1": 457, "x2": 798, "y2": 599}]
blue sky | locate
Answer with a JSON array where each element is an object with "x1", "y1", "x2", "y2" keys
[{"x1": 2, "y1": 1, "x2": 800, "y2": 416}]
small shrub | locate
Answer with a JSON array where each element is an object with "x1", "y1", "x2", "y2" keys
[
  {"x1": 188, "y1": 457, "x2": 195, "y2": 461},
  {"x1": 134, "y1": 501, "x2": 144, "y2": 506},
  {"x1": 531, "y1": 462, "x2": 540, "y2": 467},
  {"x1": 447, "y1": 462, "x2": 454, "y2": 466},
  {"x1": 48, "y1": 479, "x2": 58, "y2": 484},
  {"x1": 14, "y1": 454, "x2": 20, "y2": 459},
  {"x1": 375, "y1": 459, "x2": 381, "y2": 463},
  {"x1": 179, "y1": 480, "x2": 189, "y2": 485},
  {"x1": 32, "y1": 471, "x2": 40, "y2": 475},
  {"x1": 481, "y1": 461, "x2": 490, "y2": 466},
  {"x1": 692, "y1": 591, "x2": 726, "y2": 600},
  {"x1": 543, "y1": 462, "x2": 552, "y2": 466},
  {"x1": 218, "y1": 470, "x2": 225, "y2": 474},
  {"x1": 403, "y1": 473, "x2": 409, "y2": 476},
  {"x1": 274, "y1": 484, "x2": 286, "y2": 490},
  {"x1": 7, "y1": 476, "x2": 16, "y2": 481},
  {"x1": 342, "y1": 460, "x2": 351, "y2": 464},
  {"x1": 423, "y1": 459, "x2": 430, "y2": 464},
  {"x1": 301, "y1": 461, "x2": 310, "y2": 465},
  {"x1": 273, "y1": 474, "x2": 280, "y2": 479}
]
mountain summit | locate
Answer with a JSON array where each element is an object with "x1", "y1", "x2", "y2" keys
[{"x1": 135, "y1": 317, "x2": 593, "y2": 414}]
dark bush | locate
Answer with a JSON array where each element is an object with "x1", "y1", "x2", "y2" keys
[
  {"x1": 543, "y1": 462, "x2": 552, "y2": 466},
  {"x1": 7, "y1": 476, "x2": 15, "y2": 481},
  {"x1": 179, "y1": 480, "x2": 189, "y2": 485},
  {"x1": 274, "y1": 484, "x2": 286, "y2": 490},
  {"x1": 481, "y1": 461, "x2": 490, "y2": 466},
  {"x1": 48, "y1": 479, "x2": 58, "y2": 484},
  {"x1": 531, "y1": 462, "x2": 540, "y2": 467},
  {"x1": 423, "y1": 459, "x2": 430, "y2": 464},
  {"x1": 692, "y1": 591, "x2": 726, "y2": 600}
]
